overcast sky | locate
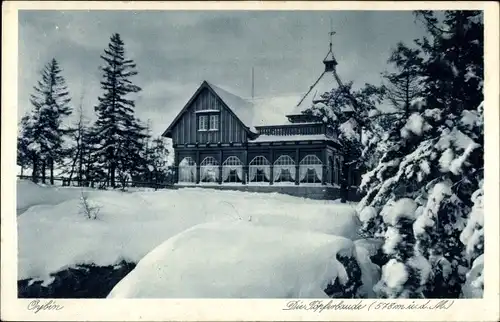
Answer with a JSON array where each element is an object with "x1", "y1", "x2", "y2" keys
[{"x1": 18, "y1": 10, "x2": 429, "y2": 136}]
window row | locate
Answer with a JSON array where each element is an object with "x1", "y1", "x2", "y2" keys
[
  {"x1": 178, "y1": 155, "x2": 325, "y2": 184},
  {"x1": 198, "y1": 114, "x2": 219, "y2": 131}
]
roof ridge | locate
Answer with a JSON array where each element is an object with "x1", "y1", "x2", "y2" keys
[{"x1": 205, "y1": 81, "x2": 248, "y2": 102}]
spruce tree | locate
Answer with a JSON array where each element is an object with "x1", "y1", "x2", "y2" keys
[
  {"x1": 92, "y1": 33, "x2": 145, "y2": 188},
  {"x1": 17, "y1": 115, "x2": 33, "y2": 177},
  {"x1": 18, "y1": 59, "x2": 72, "y2": 183},
  {"x1": 383, "y1": 42, "x2": 424, "y2": 117},
  {"x1": 358, "y1": 10, "x2": 483, "y2": 298}
]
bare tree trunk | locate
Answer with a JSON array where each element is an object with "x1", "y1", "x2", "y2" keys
[
  {"x1": 50, "y1": 157, "x2": 54, "y2": 185},
  {"x1": 41, "y1": 160, "x2": 46, "y2": 184},
  {"x1": 78, "y1": 147, "x2": 83, "y2": 186},
  {"x1": 32, "y1": 156, "x2": 38, "y2": 183},
  {"x1": 85, "y1": 155, "x2": 92, "y2": 187},
  {"x1": 67, "y1": 146, "x2": 79, "y2": 186},
  {"x1": 405, "y1": 73, "x2": 410, "y2": 117},
  {"x1": 110, "y1": 163, "x2": 116, "y2": 188}
]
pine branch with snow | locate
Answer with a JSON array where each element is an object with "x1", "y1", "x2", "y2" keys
[{"x1": 357, "y1": 10, "x2": 483, "y2": 299}]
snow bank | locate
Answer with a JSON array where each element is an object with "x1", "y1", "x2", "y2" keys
[
  {"x1": 108, "y1": 221, "x2": 357, "y2": 298},
  {"x1": 16, "y1": 180, "x2": 86, "y2": 214},
  {"x1": 18, "y1": 185, "x2": 360, "y2": 282},
  {"x1": 250, "y1": 203, "x2": 360, "y2": 240}
]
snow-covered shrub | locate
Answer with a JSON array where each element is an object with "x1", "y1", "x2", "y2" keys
[{"x1": 79, "y1": 191, "x2": 100, "y2": 220}]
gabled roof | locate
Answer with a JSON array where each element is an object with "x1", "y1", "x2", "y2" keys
[
  {"x1": 162, "y1": 81, "x2": 257, "y2": 137},
  {"x1": 206, "y1": 82, "x2": 256, "y2": 130},
  {"x1": 163, "y1": 81, "x2": 307, "y2": 137}
]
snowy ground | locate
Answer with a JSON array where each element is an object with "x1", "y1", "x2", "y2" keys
[{"x1": 17, "y1": 180, "x2": 379, "y2": 298}]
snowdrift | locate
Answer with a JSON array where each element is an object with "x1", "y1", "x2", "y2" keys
[
  {"x1": 108, "y1": 221, "x2": 375, "y2": 298},
  {"x1": 16, "y1": 180, "x2": 87, "y2": 214},
  {"x1": 18, "y1": 183, "x2": 362, "y2": 283}
]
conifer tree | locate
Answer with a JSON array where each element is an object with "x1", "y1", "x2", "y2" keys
[
  {"x1": 18, "y1": 59, "x2": 72, "y2": 183},
  {"x1": 383, "y1": 43, "x2": 424, "y2": 117},
  {"x1": 17, "y1": 115, "x2": 34, "y2": 177},
  {"x1": 92, "y1": 33, "x2": 145, "y2": 188},
  {"x1": 358, "y1": 10, "x2": 483, "y2": 298}
]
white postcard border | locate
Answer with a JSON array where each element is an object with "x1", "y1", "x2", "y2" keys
[{"x1": 2, "y1": 1, "x2": 499, "y2": 321}]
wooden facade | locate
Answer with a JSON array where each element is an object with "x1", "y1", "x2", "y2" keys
[
  {"x1": 162, "y1": 81, "x2": 361, "y2": 196},
  {"x1": 168, "y1": 85, "x2": 250, "y2": 145}
]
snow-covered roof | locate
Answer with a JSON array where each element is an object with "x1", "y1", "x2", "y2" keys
[
  {"x1": 207, "y1": 82, "x2": 256, "y2": 130},
  {"x1": 249, "y1": 134, "x2": 338, "y2": 143},
  {"x1": 207, "y1": 82, "x2": 302, "y2": 127},
  {"x1": 251, "y1": 95, "x2": 302, "y2": 126}
]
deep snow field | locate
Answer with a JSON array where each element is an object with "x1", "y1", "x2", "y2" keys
[{"x1": 17, "y1": 180, "x2": 380, "y2": 298}]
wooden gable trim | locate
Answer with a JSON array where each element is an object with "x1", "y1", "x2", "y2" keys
[
  {"x1": 162, "y1": 80, "x2": 253, "y2": 137},
  {"x1": 162, "y1": 81, "x2": 209, "y2": 137},
  {"x1": 204, "y1": 84, "x2": 253, "y2": 134}
]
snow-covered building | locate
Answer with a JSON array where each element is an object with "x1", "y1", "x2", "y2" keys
[{"x1": 162, "y1": 41, "x2": 361, "y2": 200}]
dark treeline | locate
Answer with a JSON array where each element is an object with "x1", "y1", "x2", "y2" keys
[{"x1": 17, "y1": 33, "x2": 171, "y2": 189}]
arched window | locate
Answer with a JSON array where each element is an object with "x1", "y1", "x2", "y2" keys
[
  {"x1": 299, "y1": 155, "x2": 323, "y2": 183},
  {"x1": 200, "y1": 157, "x2": 219, "y2": 183},
  {"x1": 222, "y1": 156, "x2": 243, "y2": 183},
  {"x1": 249, "y1": 156, "x2": 270, "y2": 183},
  {"x1": 273, "y1": 155, "x2": 295, "y2": 183},
  {"x1": 178, "y1": 157, "x2": 197, "y2": 183}
]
